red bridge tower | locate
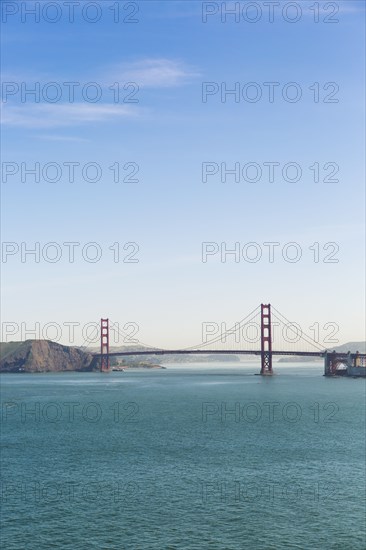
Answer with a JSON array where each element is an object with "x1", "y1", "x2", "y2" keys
[
  {"x1": 260, "y1": 304, "x2": 273, "y2": 375},
  {"x1": 100, "y1": 318, "x2": 110, "y2": 372}
]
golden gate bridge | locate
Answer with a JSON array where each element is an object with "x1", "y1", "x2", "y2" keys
[{"x1": 92, "y1": 304, "x2": 366, "y2": 376}]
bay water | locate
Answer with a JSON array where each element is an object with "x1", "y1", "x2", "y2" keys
[{"x1": 1, "y1": 362, "x2": 365, "y2": 549}]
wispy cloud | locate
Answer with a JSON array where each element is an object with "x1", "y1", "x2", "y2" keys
[
  {"x1": 1, "y1": 58, "x2": 199, "y2": 129},
  {"x1": 106, "y1": 58, "x2": 200, "y2": 88},
  {"x1": 3, "y1": 58, "x2": 200, "y2": 92},
  {"x1": 1, "y1": 103, "x2": 139, "y2": 128}
]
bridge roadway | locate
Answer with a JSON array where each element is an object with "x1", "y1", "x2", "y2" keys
[{"x1": 93, "y1": 349, "x2": 364, "y2": 359}]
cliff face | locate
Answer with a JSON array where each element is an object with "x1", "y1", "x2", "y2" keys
[{"x1": 0, "y1": 340, "x2": 95, "y2": 373}]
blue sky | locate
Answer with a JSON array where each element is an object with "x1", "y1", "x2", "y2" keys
[{"x1": 1, "y1": 0, "x2": 365, "y2": 348}]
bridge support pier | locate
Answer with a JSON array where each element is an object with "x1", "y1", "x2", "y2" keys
[
  {"x1": 100, "y1": 318, "x2": 110, "y2": 372},
  {"x1": 260, "y1": 304, "x2": 273, "y2": 375},
  {"x1": 324, "y1": 351, "x2": 339, "y2": 376},
  {"x1": 324, "y1": 351, "x2": 350, "y2": 376}
]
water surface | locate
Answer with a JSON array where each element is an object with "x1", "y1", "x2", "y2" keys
[{"x1": 1, "y1": 362, "x2": 365, "y2": 549}]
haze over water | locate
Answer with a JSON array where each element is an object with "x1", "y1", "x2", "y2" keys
[{"x1": 1, "y1": 362, "x2": 365, "y2": 549}]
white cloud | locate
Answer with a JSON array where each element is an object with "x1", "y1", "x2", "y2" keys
[
  {"x1": 1, "y1": 58, "x2": 198, "y2": 128},
  {"x1": 107, "y1": 58, "x2": 200, "y2": 88},
  {"x1": 1, "y1": 102, "x2": 139, "y2": 128}
]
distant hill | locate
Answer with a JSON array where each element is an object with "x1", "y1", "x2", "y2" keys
[
  {"x1": 158, "y1": 354, "x2": 241, "y2": 363},
  {"x1": 87, "y1": 345, "x2": 241, "y2": 363},
  {"x1": 278, "y1": 341, "x2": 366, "y2": 362},
  {"x1": 278, "y1": 356, "x2": 322, "y2": 363},
  {"x1": 0, "y1": 340, "x2": 95, "y2": 373},
  {"x1": 326, "y1": 342, "x2": 366, "y2": 353},
  {"x1": 87, "y1": 344, "x2": 156, "y2": 352}
]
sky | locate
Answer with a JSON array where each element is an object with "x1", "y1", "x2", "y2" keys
[{"x1": 1, "y1": 0, "x2": 365, "y2": 349}]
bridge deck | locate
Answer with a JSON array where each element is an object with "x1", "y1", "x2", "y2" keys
[{"x1": 92, "y1": 349, "x2": 366, "y2": 359}]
